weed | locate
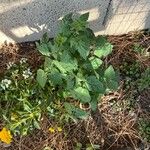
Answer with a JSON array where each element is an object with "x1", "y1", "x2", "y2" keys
[
  {"x1": 138, "y1": 119, "x2": 150, "y2": 142},
  {"x1": 133, "y1": 43, "x2": 145, "y2": 54},
  {"x1": 0, "y1": 58, "x2": 63, "y2": 136},
  {"x1": 36, "y1": 13, "x2": 118, "y2": 120},
  {"x1": 136, "y1": 67, "x2": 150, "y2": 92}
]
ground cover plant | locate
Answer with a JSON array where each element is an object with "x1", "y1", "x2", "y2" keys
[
  {"x1": 0, "y1": 13, "x2": 150, "y2": 150},
  {"x1": 0, "y1": 13, "x2": 118, "y2": 144},
  {"x1": 36, "y1": 12, "x2": 118, "y2": 119}
]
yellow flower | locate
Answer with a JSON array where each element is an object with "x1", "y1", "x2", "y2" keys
[
  {"x1": 49, "y1": 127, "x2": 55, "y2": 133},
  {"x1": 57, "y1": 127, "x2": 62, "y2": 132},
  {"x1": 0, "y1": 128, "x2": 12, "y2": 144}
]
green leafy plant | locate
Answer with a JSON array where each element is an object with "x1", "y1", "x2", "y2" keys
[
  {"x1": 133, "y1": 43, "x2": 150, "y2": 57},
  {"x1": 139, "y1": 119, "x2": 150, "y2": 142},
  {"x1": 0, "y1": 59, "x2": 43, "y2": 135},
  {"x1": 133, "y1": 43, "x2": 145, "y2": 54},
  {"x1": 36, "y1": 13, "x2": 118, "y2": 119},
  {"x1": 120, "y1": 61, "x2": 141, "y2": 90},
  {"x1": 0, "y1": 59, "x2": 63, "y2": 136},
  {"x1": 136, "y1": 67, "x2": 150, "y2": 91}
]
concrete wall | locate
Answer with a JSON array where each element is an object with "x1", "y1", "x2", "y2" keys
[{"x1": 0, "y1": 0, "x2": 150, "y2": 43}]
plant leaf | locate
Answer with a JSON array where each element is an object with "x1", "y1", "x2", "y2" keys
[
  {"x1": 36, "y1": 42, "x2": 50, "y2": 56},
  {"x1": 36, "y1": 69, "x2": 47, "y2": 88},
  {"x1": 48, "y1": 71, "x2": 63, "y2": 86},
  {"x1": 106, "y1": 80, "x2": 118, "y2": 91},
  {"x1": 64, "y1": 102, "x2": 74, "y2": 115},
  {"x1": 60, "y1": 13, "x2": 73, "y2": 36},
  {"x1": 33, "y1": 119, "x2": 41, "y2": 129},
  {"x1": 104, "y1": 66, "x2": 118, "y2": 91},
  {"x1": 104, "y1": 65, "x2": 116, "y2": 80},
  {"x1": 64, "y1": 103, "x2": 89, "y2": 119},
  {"x1": 94, "y1": 36, "x2": 113, "y2": 58},
  {"x1": 89, "y1": 57, "x2": 103, "y2": 70},
  {"x1": 79, "y1": 12, "x2": 89, "y2": 22},
  {"x1": 86, "y1": 76, "x2": 105, "y2": 93},
  {"x1": 71, "y1": 87, "x2": 91, "y2": 103},
  {"x1": 74, "y1": 107, "x2": 89, "y2": 119},
  {"x1": 41, "y1": 33, "x2": 49, "y2": 43}
]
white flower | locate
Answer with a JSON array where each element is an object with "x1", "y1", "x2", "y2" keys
[
  {"x1": 20, "y1": 58, "x2": 28, "y2": 64},
  {"x1": 22, "y1": 68, "x2": 32, "y2": 79},
  {"x1": 0, "y1": 79, "x2": 12, "y2": 90},
  {"x1": 7, "y1": 62, "x2": 14, "y2": 70}
]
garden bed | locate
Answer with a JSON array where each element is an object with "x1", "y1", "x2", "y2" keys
[{"x1": 0, "y1": 30, "x2": 150, "y2": 150}]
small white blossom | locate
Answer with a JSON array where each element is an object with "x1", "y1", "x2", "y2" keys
[
  {"x1": 7, "y1": 62, "x2": 14, "y2": 70},
  {"x1": 0, "y1": 79, "x2": 12, "y2": 90},
  {"x1": 20, "y1": 58, "x2": 28, "y2": 64},
  {"x1": 22, "y1": 68, "x2": 32, "y2": 79}
]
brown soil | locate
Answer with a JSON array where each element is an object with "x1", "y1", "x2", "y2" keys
[{"x1": 0, "y1": 31, "x2": 150, "y2": 150}]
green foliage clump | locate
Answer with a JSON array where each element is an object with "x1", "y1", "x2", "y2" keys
[
  {"x1": 121, "y1": 60, "x2": 150, "y2": 92},
  {"x1": 0, "y1": 59, "x2": 42, "y2": 135},
  {"x1": 136, "y1": 67, "x2": 150, "y2": 91},
  {"x1": 0, "y1": 13, "x2": 118, "y2": 137},
  {"x1": 36, "y1": 13, "x2": 118, "y2": 119},
  {"x1": 139, "y1": 119, "x2": 150, "y2": 142},
  {"x1": 133, "y1": 43, "x2": 150, "y2": 57},
  {"x1": 0, "y1": 59, "x2": 65, "y2": 135}
]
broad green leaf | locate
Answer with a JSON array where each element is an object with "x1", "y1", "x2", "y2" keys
[
  {"x1": 48, "y1": 72, "x2": 63, "y2": 86},
  {"x1": 79, "y1": 12, "x2": 89, "y2": 22},
  {"x1": 73, "y1": 107, "x2": 89, "y2": 119},
  {"x1": 86, "y1": 76, "x2": 105, "y2": 93},
  {"x1": 53, "y1": 60, "x2": 66, "y2": 73},
  {"x1": 53, "y1": 60, "x2": 76, "y2": 73},
  {"x1": 36, "y1": 69, "x2": 47, "y2": 88},
  {"x1": 104, "y1": 66, "x2": 118, "y2": 91},
  {"x1": 89, "y1": 57, "x2": 103, "y2": 70},
  {"x1": 84, "y1": 28, "x2": 95, "y2": 43},
  {"x1": 75, "y1": 72, "x2": 87, "y2": 87},
  {"x1": 71, "y1": 87, "x2": 91, "y2": 103},
  {"x1": 41, "y1": 33, "x2": 49, "y2": 43},
  {"x1": 53, "y1": 51, "x2": 78, "y2": 73},
  {"x1": 106, "y1": 80, "x2": 118, "y2": 91},
  {"x1": 77, "y1": 43, "x2": 89, "y2": 60},
  {"x1": 90, "y1": 94, "x2": 102, "y2": 111},
  {"x1": 60, "y1": 13, "x2": 73, "y2": 36},
  {"x1": 82, "y1": 61, "x2": 93, "y2": 71},
  {"x1": 62, "y1": 13, "x2": 73, "y2": 22},
  {"x1": 95, "y1": 35, "x2": 107, "y2": 47},
  {"x1": 94, "y1": 36, "x2": 113, "y2": 58},
  {"x1": 60, "y1": 50, "x2": 78, "y2": 70},
  {"x1": 90, "y1": 100, "x2": 97, "y2": 111},
  {"x1": 94, "y1": 42, "x2": 113, "y2": 58},
  {"x1": 75, "y1": 143, "x2": 82, "y2": 150},
  {"x1": 65, "y1": 76, "x2": 75, "y2": 90},
  {"x1": 104, "y1": 65, "x2": 116, "y2": 80},
  {"x1": 64, "y1": 103, "x2": 89, "y2": 119},
  {"x1": 71, "y1": 19, "x2": 86, "y2": 31},
  {"x1": 44, "y1": 57, "x2": 52, "y2": 70},
  {"x1": 71, "y1": 37, "x2": 90, "y2": 60},
  {"x1": 36, "y1": 43, "x2": 50, "y2": 56}
]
